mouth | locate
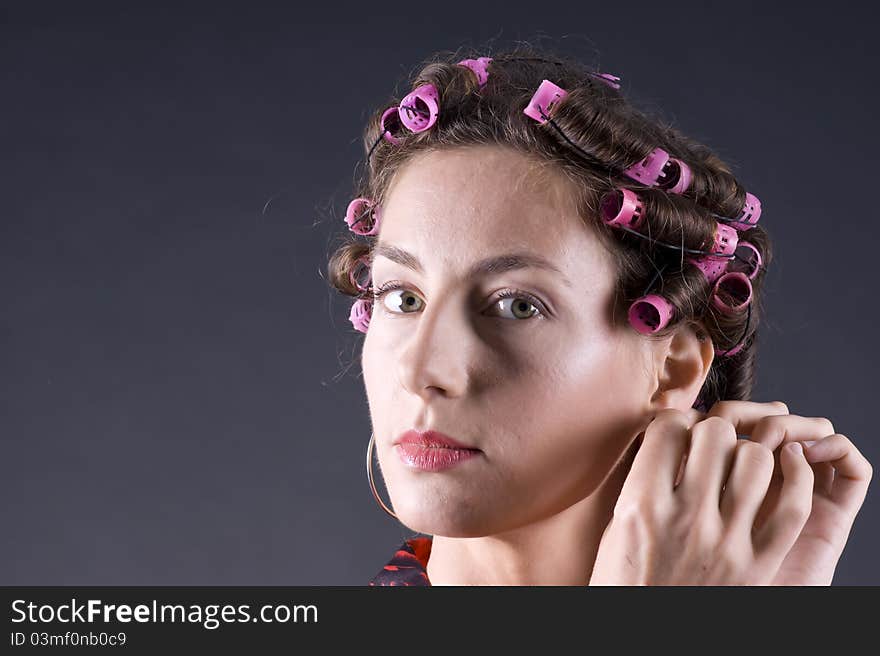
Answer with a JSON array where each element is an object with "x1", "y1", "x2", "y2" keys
[
  {"x1": 393, "y1": 429, "x2": 481, "y2": 451},
  {"x1": 393, "y1": 429, "x2": 482, "y2": 472}
]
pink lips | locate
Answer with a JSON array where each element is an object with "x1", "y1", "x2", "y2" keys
[{"x1": 394, "y1": 429, "x2": 481, "y2": 472}]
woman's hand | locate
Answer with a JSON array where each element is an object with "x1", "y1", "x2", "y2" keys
[
  {"x1": 704, "y1": 401, "x2": 873, "y2": 585},
  {"x1": 588, "y1": 401, "x2": 872, "y2": 585}
]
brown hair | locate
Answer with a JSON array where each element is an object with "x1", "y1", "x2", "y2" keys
[{"x1": 326, "y1": 42, "x2": 773, "y2": 410}]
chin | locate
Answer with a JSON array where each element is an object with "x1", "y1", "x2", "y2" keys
[{"x1": 392, "y1": 497, "x2": 499, "y2": 538}]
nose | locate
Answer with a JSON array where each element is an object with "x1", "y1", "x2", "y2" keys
[{"x1": 396, "y1": 290, "x2": 471, "y2": 401}]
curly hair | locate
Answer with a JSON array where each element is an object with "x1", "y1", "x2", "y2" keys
[{"x1": 326, "y1": 42, "x2": 773, "y2": 411}]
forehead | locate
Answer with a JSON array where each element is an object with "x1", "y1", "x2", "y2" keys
[{"x1": 376, "y1": 145, "x2": 614, "y2": 283}]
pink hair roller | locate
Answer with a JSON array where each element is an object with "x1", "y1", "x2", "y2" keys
[
  {"x1": 457, "y1": 57, "x2": 493, "y2": 87},
  {"x1": 628, "y1": 294, "x2": 675, "y2": 335},
  {"x1": 711, "y1": 272, "x2": 752, "y2": 314},
  {"x1": 398, "y1": 83, "x2": 440, "y2": 133},
  {"x1": 659, "y1": 157, "x2": 693, "y2": 194},
  {"x1": 350, "y1": 298, "x2": 373, "y2": 334},
  {"x1": 728, "y1": 192, "x2": 762, "y2": 231},
  {"x1": 523, "y1": 79, "x2": 569, "y2": 124},
  {"x1": 623, "y1": 147, "x2": 672, "y2": 187},
  {"x1": 588, "y1": 71, "x2": 621, "y2": 90},
  {"x1": 731, "y1": 241, "x2": 762, "y2": 279},
  {"x1": 349, "y1": 254, "x2": 372, "y2": 293},
  {"x1": 380, "y1": 106, "x2": 402, "y2": 145},
  {"x1": 344, "y1": 197, "x2": 382, "y2": 236},
  {"x1": 600, "y1": 188, "x2": 645, "y2": 229},
  {"x1": 687, "y1": 222, "x2": 739, "y2": 284}
]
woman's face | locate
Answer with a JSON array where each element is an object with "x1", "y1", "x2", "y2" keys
[{"x1": 362, "y1": 144, "x2": 658, "y2": 537}]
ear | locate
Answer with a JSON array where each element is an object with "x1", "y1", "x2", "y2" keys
[{"x1": 648, "y1": 322, "x2": 714, "y2": 411}]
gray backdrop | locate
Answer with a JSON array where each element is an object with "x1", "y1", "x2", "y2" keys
[{"x1": 3, "y1": 1, "x2": 878, "y2": 584}]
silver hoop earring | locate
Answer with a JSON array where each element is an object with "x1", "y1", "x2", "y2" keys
[{"x1": 366, "y1": 432, "x2": 398, "y2": 520}]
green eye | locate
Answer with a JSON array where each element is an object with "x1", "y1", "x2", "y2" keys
[
  {"x1": 375, "y1": 286, "x2": 424, "y2": 314},
  {"x1": 490, "y1": 291, "x2": 543, "y2": 320}
]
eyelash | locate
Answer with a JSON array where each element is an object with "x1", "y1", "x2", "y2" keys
[{"x1": 371, "y1": 280, "x2": 547, "y2": 320}]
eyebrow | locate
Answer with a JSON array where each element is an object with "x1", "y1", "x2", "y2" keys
[{"x1": 372, "y1": 243, "x2": 573, "y2": 288}]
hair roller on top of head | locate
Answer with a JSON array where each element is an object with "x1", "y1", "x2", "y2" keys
[
  {"x1": 622, "y1": 147, "x2": 673, "y2": 187},
  {"x1": 687, "y1": 221, "x2": 739, "y2": 285},
  {"x1": 398, "y1": 83, "x2": 440, "y2": 133},
  {"x1": 344, "y1": 197, "x2": 382, "y2": 236},
  {"x1": 380, "y1": 106, "x2": 403, "y2": 145},
  {"x1": 600, "y1": 188, "x2": 645, "y2": 229},
  {"x1": 587, "y1": 71, "x2": 621, "y2": 90},
  {"x1": 729, "y1": 241, "x2": 762, "y2": 279},
  {"x1": 657, "y1": 157, "x2": 693, "y2": 194},
  {"x1": 456, "y1": 57, "x2": 493, "y2": 87},
  {"x1": 729, "y1": 192, "x2": 762, "y2": 231},
  {"x1": 523, "y1": 79, "x2": 569, "y2": 124}
]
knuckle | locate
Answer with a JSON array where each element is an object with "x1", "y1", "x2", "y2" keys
[
  {"x1": 817, "y1": 417, "x2": 835, "y2": 436},
  {"x1": 614, "y1": 494, "x2": 657, "y2": 525},
  {"x1": 772, "y1": 400, "x2": 790, "y2": 414},
  {"x1": 782, "y1": 498, "x2": 812, "y2": 526},
  {"x1": 693, "y1": 415, "x2": 737, "y2": 439},
  {"x1": 736, "y1": 440, "x2": 775, "y2": 471}
]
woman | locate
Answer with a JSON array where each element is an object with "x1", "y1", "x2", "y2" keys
[{"x1": 326, "y1": 44, "x2": 872, "y2": 585}]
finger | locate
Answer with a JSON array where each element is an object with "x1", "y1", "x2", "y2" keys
[
  {"x1": 720, "y1": 440, "x2": 775, "y2": 531},
  {"x1": 748, "y1": 414, "x2": 836, "y2": 454},
  {"x1": 810, "y1": 461, "x2": 836, "y2": 496},
  {"x1": 803, "y1": 434, "x2": 873, "y2": 509},
  {"x1": 705, "y1": 400, "x2": 791, "y2": 437},
  {"x1": 676, "y1": 417, "x2": 738, "y2": 506},
  {"x1": 753, "y1": 442, "x2": 814, "y2": 560},
  {"x1": 622, "y1": 409, "x2": 692, "y2": 501}
]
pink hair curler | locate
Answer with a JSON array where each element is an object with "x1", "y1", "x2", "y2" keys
[
  {"x1": 398, "y1": 83, "x2": 440, "y2": 133},
  {"x1": 657, "y1": 157, "x2": 693, "y2": 194},
  {"x1": 587, "y1": 71, "x2": 621, "y2": 90},
  {"x1": 628, "y1": 294, "x2": 675, "y2": 335},
  {"x1": 623, "y1": 147, "x2": 672, "y2": 187},
  {"x1": 350, "y1": 298, "x2": 373, "y2": 333},
  {"x1": 687, "y1": 222, "x2": 739, "y2": 285},
  {"x1": 728, "y1": 192, "x2": 762, "y2": 231},
  {"x1": 711, "y1": 271, "x2": 752, "y2": 314},
  {"x1": 523, "y1": 79, "x2": 569, "y2": 124},
  {"x1": 380, "y1": 106, "x2": 402, "y2": 145},
  {"x1": 345, "y1": 197, "x2": 382, "y2": 236},
  {"x1": 729, "y1": 241, "x2": 762, "y2": 279},
  {"x1": 456, "y1": 57, "x2": 493, "y2": 87},
  {"x1": 600, "y1": 188, "x2": 645, "y2": 229},
  {"x1": 349, "y1": 254, "x2": 372, "y2": 292}
]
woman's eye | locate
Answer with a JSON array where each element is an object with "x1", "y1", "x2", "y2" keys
[
  {"x1": 490, "y1": 293, "x2": 542, "y2": 320},
  {"x1": 379, "y1": 288, "x2": 424, "y2": 314}
]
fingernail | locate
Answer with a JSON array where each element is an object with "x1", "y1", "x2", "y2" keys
[
  {"x1": 803, "y1": 440, "x2": 818, "y2": 448},
  {"x1": 787, "y1": 442, "x2": 803, "y2": 454}
]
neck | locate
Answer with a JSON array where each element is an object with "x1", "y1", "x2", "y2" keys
[{"x1": 424, "y1": 433, "x2": 640, "y2": 586}]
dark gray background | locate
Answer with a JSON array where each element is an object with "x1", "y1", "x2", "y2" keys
[{"x1": 2, "y1": 2, "x2": 878, "y2": 585}]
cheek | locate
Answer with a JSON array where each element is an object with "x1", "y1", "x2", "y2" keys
[{"x1": 499, "y1": 328, "x2": 649, "y2": 489}]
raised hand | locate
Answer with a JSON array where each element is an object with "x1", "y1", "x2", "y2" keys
[
  {"x1": 588, "y1": 401, "x2": 871, "y2": 585},
  {"x1": 703, "y1": 401, "x2": 873, "y2": 585}
]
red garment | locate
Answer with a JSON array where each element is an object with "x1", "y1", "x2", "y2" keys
[{"x1": 369, "y1": 535, "x2": 433, "y2": 586}]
